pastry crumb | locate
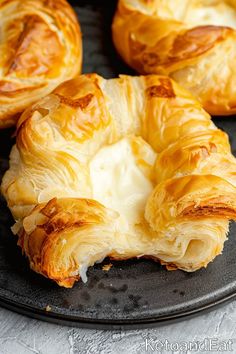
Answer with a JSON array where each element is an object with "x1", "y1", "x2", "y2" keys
[
  {"x1": 102, "y1": 263, "x2": 113, "y2": 271},
  {"x1": 45, "y1": 305, "x2": 51, "y2": 312},
  {"x1": 166, "y1": 264, "x2": 178, "y2": 271}
]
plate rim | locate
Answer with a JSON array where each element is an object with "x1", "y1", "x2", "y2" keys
[{"x1": 0, "y1": 288, "x2": 235, "y2": 329}]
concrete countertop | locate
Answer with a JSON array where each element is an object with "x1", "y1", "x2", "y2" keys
[{"x1": 0, "y1": 300, "x2": 235, "y2": 354}]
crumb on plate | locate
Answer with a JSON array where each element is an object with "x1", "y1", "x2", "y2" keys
[
  {"x1": 45, "y1": 305, "x2": 52, "y2": 312},
  {"x1": 102, "y1": 263, "x2": 113, "y2": 271}
]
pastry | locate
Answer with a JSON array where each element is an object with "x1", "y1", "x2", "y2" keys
[
  {"x1": 0, "y1": 0, "x2": 82, "y2": 128},
  {"x1": 2, "y1": 74, "x2": 236, "y2": 287},
  {"x1": 112, "y1": 0, "x2": 236, "y2": 115}
]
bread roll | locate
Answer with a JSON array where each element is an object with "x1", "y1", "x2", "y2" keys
[
  {"x1": 2, "y1": 74, "x2": 236, "y2": 287},
  {"x1": 0, "y1": 0, "x2": 82, "y2": 128},
  {"x1": 112, "y1": 0, "x2": 236, "y2": 115}
]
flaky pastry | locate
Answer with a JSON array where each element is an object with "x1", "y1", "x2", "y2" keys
[
  {"x1": 112, "y1": 0, "x2": 236, "y2": 115},
  {"x1": 2, "y1": 74, "x2": 236, "y2": 287},
  {"x1": 0, "y1": 0, "x2": 82, "y2": 128}
]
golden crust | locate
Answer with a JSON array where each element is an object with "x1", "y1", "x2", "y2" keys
[
  {"x1": 19, "y1": 198, "x2": 117, "y2": 287},
  {"x1": 145, "y1": 175, "x2": 236, "y2": 231},
  {"x1": 2, "y1": 73, "x2": 236, "y2": 287},
  {"x1": 112, "y1": 0, "x2": 236, "y2": 115},
  {"x1": 0, "y1": 0, "x2": 82, "y2": 128}
]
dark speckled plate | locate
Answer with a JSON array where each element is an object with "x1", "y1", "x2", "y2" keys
[{"x1": 0, "y1": 0, "x2": 236, "y2": 329}]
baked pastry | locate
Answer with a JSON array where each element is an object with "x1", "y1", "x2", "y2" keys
[
  {"x1": 0, "y1": 0, "x2": 82, "y2": 128},
  {"x1": 2, "y1": 74, "x2": 236, "y2": 287},
  {"x1": 112, "y1": 0, "x2": 236, "y2": 115}
]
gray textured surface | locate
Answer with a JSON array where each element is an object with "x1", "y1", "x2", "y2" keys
[{"x1": 0, "y1": 301, "x2": 235, "y2": 354}]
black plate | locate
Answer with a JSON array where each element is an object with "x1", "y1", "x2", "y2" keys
[{"x1": 0, "y1": 0, "x2": 236, "y2": 329}]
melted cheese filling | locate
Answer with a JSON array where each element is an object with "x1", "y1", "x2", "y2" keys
[{"x1": 90, "y1": 136, "x2": 156, "y2": 228}]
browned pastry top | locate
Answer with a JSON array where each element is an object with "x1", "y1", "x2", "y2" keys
[{"x1": 0, "y1": 0, "x2": 82, "y2": 127}]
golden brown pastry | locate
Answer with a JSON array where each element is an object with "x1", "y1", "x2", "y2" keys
[
  {"x1": 112, "y1": 0, "x2": 236, "y2": 115},
  {"x1": 2, "y1": 74, "x2": 236, "y2": 287},
  {"x1": 0, "y1": 0, "x2": 82, "y2": 128}
]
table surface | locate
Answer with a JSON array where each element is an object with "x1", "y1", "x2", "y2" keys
[{"x1": 0, "y1": 301, "x2": 235, "y2": 354}]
